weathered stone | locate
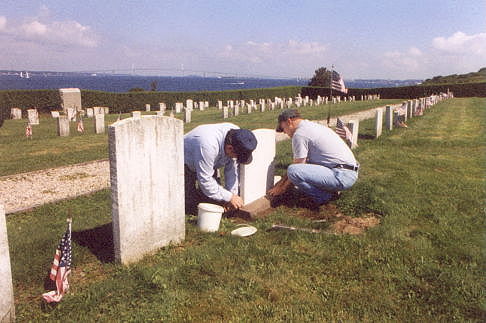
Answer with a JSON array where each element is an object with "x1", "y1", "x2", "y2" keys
[
  {"x1": 407, "y1": 100, "x2": 413, "y2": 119},
  {"x1": 10, "y1": 108, "x2": 22, "y2": 120},
  {"x1": 66, "y1": 107, "x2": 76, "y2": 122},
  {"x1": 59, "y1": 88, "x2": 81, "y2": 112},
  {"x1": 0, "y1": 205, "x2": 15, "y2": 323},
  {"x1": 186, "y1": 99, "x2": 193, "y2": 110},
  {"x1": 385, "y1": 105, "x2": 393, "y2": 131},
  {"x1": 375, "y1": 109, "x2": 383, "y2": 138},
  {"x1": 57, "y1": 115, "x2": 70, "y2": 137},
  {"x1": 94, "y1": 113, "x2": 105, "y2": 134},
  {"x1": 347, "y1": 120, "x2": 359, "y2": 149},
  {"x1": 239, "y1": 129, "x2": 276, "y2": 205},
  {"x1": 109, "y1": 116, "x2": 185, "y2": 265},
  {"x1": 184, "y1": 108, "x2": 191, "y2": 123},
  {"x1": 86, "y1": 108, "x2": 94, "y2": 118},
  {"x1": 159, "y1": 102, "x2": 167, "y2": 112},
  {"x1": 27, "y1": 109, "x2": 39, "y2": 125}
]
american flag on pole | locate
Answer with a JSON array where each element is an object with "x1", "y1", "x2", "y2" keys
[
  {"x1": 335, "y1": 118, "x2": 353, "y2": 145},
  {"x1": 76, "y1": 118, "x2": 84, "y2": 133},
  {"x1": 42, "y1": 219, "x2": 72, "y2": 303},
  {"x1": 25, "y1": 123, "x2": 32, "y2": 138},
  {"x1": 331, "y1": 70, "x2": 348, "y2": 94}
]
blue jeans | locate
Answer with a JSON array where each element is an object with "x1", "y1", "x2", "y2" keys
[{"x1": 287, "y1": 163, "x2": 358, "y2": 205}]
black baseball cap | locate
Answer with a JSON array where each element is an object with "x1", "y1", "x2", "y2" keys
[
  {"x1": 276, "y1": 109, "x2": 301, "y2": 132},
  {"x1": 228, "y1": 129, "x2": 258, "y2": 164}
]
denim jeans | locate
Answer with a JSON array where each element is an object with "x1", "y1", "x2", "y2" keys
[{"x1": 287, "y1": 163, "x2": 358, "y2": 205}]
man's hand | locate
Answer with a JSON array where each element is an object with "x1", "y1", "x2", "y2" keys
[
  {"x1": 228, "y1": 194, "x2": 244, "y2": 210},
  {"x1": 268, "y1": 177, "x2": 290, "y2": 197}
]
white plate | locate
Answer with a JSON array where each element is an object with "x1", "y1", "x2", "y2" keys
[{"x1": 231, "y1": 226, "x2": 257, "y2": 237}]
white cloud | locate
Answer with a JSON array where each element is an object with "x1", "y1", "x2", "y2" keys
[
  {"x1": 383, "y1": 47, "x2": 423, "y2": 72},
  {"x1": 0, "y1": 10, "x2": 98, "y2": 48},
  {"x1": 432, "y1": 31, "x2": 486, "y2": 55},
  {"x1": 0, "y1": 16, "x2": 6, "y2": 31},
  {"x1": 22, "y1": 20, "x2": 47, "y2": 36}
]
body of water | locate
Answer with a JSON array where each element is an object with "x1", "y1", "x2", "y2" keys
[{"x1": 0, "y1": 75, "x2": 308, "y2": 92}]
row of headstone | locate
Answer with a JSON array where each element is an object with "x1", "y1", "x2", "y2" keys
[{"x1": 360, "y1": 94, "x2": 381, "y2": 101}]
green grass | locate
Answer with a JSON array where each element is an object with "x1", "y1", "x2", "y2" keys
[
  {"x1": 6, "y1": 97, "x2": 485, "y2": 321},
  {"x1": 0, "y1": 100, "x2": 400, "y2": 176}
]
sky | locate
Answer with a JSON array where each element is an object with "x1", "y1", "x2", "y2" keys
[{"x1": 0, "y1": 0, "x2": 485, "y2": 79}]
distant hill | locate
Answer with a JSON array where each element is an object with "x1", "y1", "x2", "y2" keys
[{"x1": 422, "y1": 68, "x2": 486, "y2": 85}]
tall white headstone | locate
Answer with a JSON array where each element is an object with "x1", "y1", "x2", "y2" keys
[
  {"x1": 186, "y1": 99, "x2": 193, "y2": 111},
  {"x1": 0, "y1": 205, "x2": 15, "y2": 322},
  {"x1": 184, "y1": 108, "x2": 191, "y2": 123},
  {"x1": 94, "y1": 113, "x2": 105, "y2": 134},
  {"x1": 375, "y1": 109, "x2": 383, "y2": 138},
  {"x1": 86, "y1": 108, "x2": 94, "y2": 118},
  {"x1": 27, "y1": 109, "x2": 39, "y2": 125},
  {"x1": 109, "y1": 116, "x2": 185, "y2": 265},
  {"x1": 59, "y1": 88, "x2": 81, "y2": 113},
  {"x1": 10, "y1": 108, "x2": 22, "y2": 120},
  {"x1": 347, "y1": 120, "x2": 359, "y2": 149},
  {"x1": 145, "y1": 104, "x2": 151, "y2": 112},
  {"x1": 239, "y1": 129, "x2": 276, "y2": 205},
  {"x1": 385, "y1": 105, "x2": 393, "y2": 131},
  {"x1": 57, "y1": 115, "x2": 70, "y2": 137}
]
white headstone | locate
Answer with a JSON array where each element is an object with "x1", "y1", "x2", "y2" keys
[
  {"x1": 159, "y1": 102, "x2": 166, "y2": 113},
  {"x1": 94, "y1": 113, "x2": 105, "y2": 134},
  {"x1": 59, "y1": 88, "x2": 81, "y2": 112},
  {"x1": 27, "y1": 109, "x2": 39, "y2": 125},
  {"x1": 385, "y1": 105, "x2": 393, "y2": 131},
  {"x1": 156, "y1": 111, "x2": 164, "y2": 117},
  {"x1": 57, "y1": 115, "x2": 70, "y2": 137},
  {"x1": 51, "y1": 111, "x2": 60, "y2": 118},
  {"x1": 10, "y1": 108, "x2": 22, "y2": 120},
  {"x1": 223, "y1": 106, "x2": 228, "y2": 119},
  {"x1": 347, "y1": 120, "x2": 359, "y2": 149},
  {"x1": 175, "y1": 103, "x2": 183, "y2": 113},
  {"x1": 0, "y1": 205, "x2": 15, "y2": 322},
  {"x1": 131, "y1": 111, "x2": 141, "y2": 119},
  {"x1": 145, "y1": 104, "x2": 151, "y2": 112},
  {"x1": 239, "y1": 129, "x2": 276, "y2": 205},
  {"x1": 109, "y1": 116, "x2": 185, "y2": 265},
  {"x1": 217, "y1": 101, "x2": 223, "y2": 110},
  {"x1": 186, "y1": 99, "x2": 193, "y2": 110},
  {"x1": 375, "y1": 109, "x2": 383, "y2": 138},
  {"x1": 66, "y1": 107, "x2": 76, "y2": 122},
  {"x1": 184, "y1": 108, "x2": 191, "y2": 123},
  {"x1": 86, "y1": 108, "x2": 94, "y2": 118}
]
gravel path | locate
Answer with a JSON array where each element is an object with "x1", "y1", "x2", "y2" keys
[{"x1": 2, "y1": 104, "x2": 392, "y2": 214}]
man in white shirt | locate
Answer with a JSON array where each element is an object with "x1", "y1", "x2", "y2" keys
[
  {"x1": 184, "y1": 123, "x2": 257, "y2": 215},
  {"x1": 268, "y1": 110, "x2": 359, "y2": 208}
]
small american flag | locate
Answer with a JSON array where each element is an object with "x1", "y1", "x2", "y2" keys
[
  {"x1": 76, "y1": 118, "x2": 84, "y2": 133},
  {"x1": 335, "y1": 118, "x2": 352, "y2": 144},
  {"x1": 42, "y1": 219, "x2": 72, "y2": 303},
  {"x1": 25, "y1": 123, "x2": 32, "y2": 138}
]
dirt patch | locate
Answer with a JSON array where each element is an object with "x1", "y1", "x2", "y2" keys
[
  {"x1": 330, "y1": 213, "x2": 380, "y2": 235},
  {"x1": 292, "y1": 204, "x2": 380, "y2": 235}
]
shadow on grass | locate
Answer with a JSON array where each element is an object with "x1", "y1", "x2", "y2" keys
[
  {"x1": 358, "y1": 133, "x2": 376, "y2": 140},
  {"x1": 72, "y1": 223, "x2": 115, "y2": 263}
]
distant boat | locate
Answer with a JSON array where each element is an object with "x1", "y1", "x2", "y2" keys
[{"x1": 20, "y1": 71, "x2": 30, "y2": 79}]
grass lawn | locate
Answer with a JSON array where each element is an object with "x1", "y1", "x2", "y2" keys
[
  {"x1": 5, "y1": 97, "x2": 485, "y2": 321},
  {"x1": 0, "y1": 99, "x2": 401, "y2": 176}
]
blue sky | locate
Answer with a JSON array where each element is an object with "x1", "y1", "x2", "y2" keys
[{"x1": 1, "y1": 0, "x2": 485, "y2": 79}]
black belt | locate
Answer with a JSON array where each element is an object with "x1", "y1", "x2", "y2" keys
[{"x1": 334, "y1": 164, "x2": 359, "y2": 171}]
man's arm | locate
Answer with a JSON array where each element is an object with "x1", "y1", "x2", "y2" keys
[
  {"x1": 267, "y1": 158, "x2": 306, "y2": 197},
  {"x1": 195, "y1": 147, "x2": 233, "y2": 202}
]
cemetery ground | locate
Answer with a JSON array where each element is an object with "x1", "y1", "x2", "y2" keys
[
  {"x1": 0, "y1": 99, "x2": 401, "y2": 176},
  {"x1": 4, "y1": 97, "x2": 485, "y2": 321}
]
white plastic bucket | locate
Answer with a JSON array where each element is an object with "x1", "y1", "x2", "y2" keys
[{"x1": 197, "y1": 203, "x2": 225, "y2": 232}]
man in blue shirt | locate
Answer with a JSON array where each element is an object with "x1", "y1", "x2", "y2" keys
[
  {"x1": 268, "y1": 110, "x2": 359, "y2": 209},
  {"x1": 184, "y1": 123, "x2": 257, "y2": 215}
]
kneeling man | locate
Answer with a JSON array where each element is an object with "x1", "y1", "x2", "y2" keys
[
  {"x1": 184, "y1": 123, "x2": 257, "y2": 215},
  {"x1": 268, "y1": 110, "x2": 359, "y2": 208}
]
